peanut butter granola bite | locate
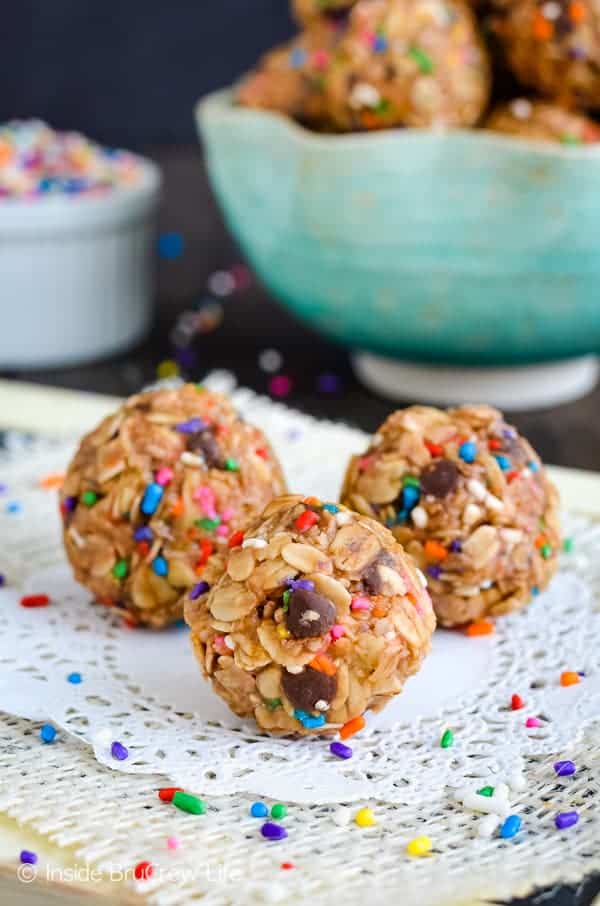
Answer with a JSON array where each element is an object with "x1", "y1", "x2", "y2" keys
[
  {"x1": 60, "y1": 385, "x2": 287, "y2": 629},
  {"x1": 341, "y1": 406, "x2": 560, "y2": 628},
  {"x1": 185, "y1": 494, "x2": 435, "y2": 735},
  {"x1": 486, "y1": 98, "x2": 600, "y2": 144}
]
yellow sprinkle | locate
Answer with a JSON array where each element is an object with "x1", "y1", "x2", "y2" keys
[
  {"x1": 406, "y1": 836, "x2": 432, "y2": 857},
  {"x1": 276, "y1": 624, "x2": 291, "y2": 639},
  {"x1": 354, "y1": 807, "x2": 375, "y2": 828},
  {"x1": 156, "y1": 359, "x2": 180, "y2": 379}
]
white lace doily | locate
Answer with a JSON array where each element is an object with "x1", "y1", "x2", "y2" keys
[{"x1": 1, "y1": 372, "x2": 599, "y2": 905}]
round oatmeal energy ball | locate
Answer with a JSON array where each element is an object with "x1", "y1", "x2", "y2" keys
[
  {"x1": 61, "y1": 385, "x2": 287, "y2": 629},
  {"x1": 486, "y1": 98, "x2": 600, "y2": 144},
  {"x1": 185, "y1": 494, "x2": 435, "y2": 735},
  {"x1": 491, "y1": 0, "x2": 600, "y2": 110},
  {"x1": 322, "y1": 0, "x2": 491, "y2": 131},
  {"x1": 341, "y1": 406, "x2": 561, "y2": 628}
]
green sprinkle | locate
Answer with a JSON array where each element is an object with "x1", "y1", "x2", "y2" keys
[
  {"x1": 81, "y1": 491, "x2": 98, "y2": 507},
  {"x1": 403, "y1": 475, "x2": 421, "y2": 489},
  {"x1": 540, "y1": 543, "x2": 552, "y2": 560},
  {"x1": 560, "y1": 133, "x2": 580, "y2": 146},
  {"x1": 563, "y1": 538, "x2": 574, "y2": 553},
  {"x1": 265, "y1": 698, "x2": 282, "y2": 711},
  {"x1": 112, "y1": 559, "x2": 129, "y2": 580},
  {"x1": 225, "y1": 458, "x2": 239, "y2": 472},
  {"x1": 271, "y1": 803, "x2": 288, "y2": 820},
  {"x1": 409, "y1": 46, "x2": 434, "y2": 74},
  {"x1": 195, "y1": 384, "x2": 206, "y2": 392},
  {"x1": 374, "y1": 98, "x2": 390, "y2": 115},
  {"x1": 172, "y1": 791, "x2": 206, "y2": 815},
  {"x1": 282, "y1": 589, "x2": 291, "y2": 610},
  {"x1": 440, "y1": 729, "x2": 454, "y2": 749},
  {"x1": 195, "y1": 517, "x2": 221, "y2": 532},
  {"x1": 477, "y1": 786, "x2": 494, "y2": 798}
]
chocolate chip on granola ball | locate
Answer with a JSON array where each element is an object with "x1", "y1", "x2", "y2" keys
[
  {"x1": 421, "y1": 460, "x2": 459, "y2": 498},
  {"x1": 188, "y1": 430, "x2": 224, "y2": 469},
  {"x1": 282, "y1": 666, "x2": 337, "y2": 713},
  {"x1": 286, "y1": 589, "x2": 336, "y2": 639},
  {"x1": 362, "y1": 552, "x2": 394, "y2": 595}
]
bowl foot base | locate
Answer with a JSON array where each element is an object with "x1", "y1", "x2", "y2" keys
[{"x1": 352, "y1": 353, "x2": 599, "y2": 411}]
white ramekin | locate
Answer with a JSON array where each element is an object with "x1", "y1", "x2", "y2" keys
[{"x1": 0, "y1": 159, "x2": 161, "y2": 369}]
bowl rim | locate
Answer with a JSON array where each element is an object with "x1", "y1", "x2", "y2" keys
[{"x1": 197, "y1": 87, "x2": 600, "y2": 160}]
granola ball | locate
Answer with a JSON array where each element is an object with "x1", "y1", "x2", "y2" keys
[
  {"x1": 60, "y1": 385, "x2": 287, "y2": 629},
  {"x1": 486, "y1": 98, "x2": 600, "y2": 144},
  {"x1": 490, "y1": 0, "x2": 600, "y2": 109},
  {"x1": 341, "y1": 406, "x2": 560, "y2": 628},
  {"x1": 321, "y1": 0, "x2": 491, "y2": 131},
  {"x1": 236, "y1": 22, "x2": 343, "y2": 125},
  {"x1": 185, "y1": 494, "x2": 435, "y2": 735}
]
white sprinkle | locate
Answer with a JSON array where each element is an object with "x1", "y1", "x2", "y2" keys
[
  {"x1": 411, "y1": 505, "x2": 428, "y2": 529},
  {"x1": 468, "y1": 479, "x2": 487, "y2": 501},
  {"x1": 68, "y1": 526, "x2": 86, "y2": 548},
  {"x1": 242, "y1": 537, "x2": 268, "y2": 549},
  {"x1": 521, "y1": 467, "x2": 532, "y2": 479},
  {"x1": 224, "y1": 635, "x2": 236, "y2": 650},
  {"x1": 384, "y1": 631, "x2": 396, "y2": 641},
  {"x1": 332, "y1": 807, "x2": 352, "y2": 826},
  {"x1": 463, "y1": 503, "x2": 483, "y2": 526},
  {"x1": 454, "y1": 585, "x2": 481, "y2": 598},
  {"x1": 252, "y1": 881, "x2": 287, "y2": 904},
  {"x1": 494, "y1": 783, "x2": 510, "y2": 801},
  {"x1": 511, "y1": 98, "x2": 533, "y2": 120},
  {"x1": 486, "y1": 493, "x2": 504, "y2": 512},
  {"x1": 314, "y1": 699, "x2": 329, "y2": 711},
  {"x1": 180, "y1": 451, "x2": 204, "y2": 467},
  {"x1": 481, "y1": 579, "x2": 493, "y2": 590},
  {"x1": 258, "y1": 348, "x2": 283, "y2": 373},
  {"x1": 542, "y1": 1, "x2": 561, "y2": 20},
  {"x1": 478, "y1": 814, "x2": 501, "y2": 838},
  {"x1": 208, "y1": 270, "x2": 236, "y2": 297},
  {"x1": 286, "y1": 666, "x2": 303, "y2": 675},
  {"x1": 371, "y1": 433, "x2": 383, "y2": 447},
  {"x1": 335, "y1": 511, "x2": 352, "y2": 526},
  {"x1": 416, "y1": 568, "x2": 428, "y2": 588},
  {"x1": 507, "y1": 771, "x2": 527, "y2": 792},
  {"x1": 458, "y1": 791, "x2": 511, "y2": 817},
  {"x1": 350, "y1": 81, "x2": 381, "y2": 110},
  {"x1": 501, "y1": 528, "x2": 523, "y2": 544}
]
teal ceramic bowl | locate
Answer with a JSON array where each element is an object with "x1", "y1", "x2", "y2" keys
[{"x1": 197, "y1": 89, "x2": 600, "y2": 366}]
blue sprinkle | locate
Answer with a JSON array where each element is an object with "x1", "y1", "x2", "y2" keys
[
  {"x1": 40, "y1": 724, "x2": 56, "y2": 744},
  {"x1": 385, "y1": 517, "x2": 396, "y2": 528},
  {"x1": 294, "y1": 709, "x2": 326, "y2": 729},
  {"x1": 67, "y1": 672, "x2": 82, "y2": 684},
  {"x1": 532, "y1": 586, "x2": 540, "y2": 597},
  {"x1": 289, "y1": 48, "x2": 307, "y2": 69},
  {"x1": 402, "y1": 485, "x2": 420, "y2": 510},
  {"x1": 322, "y1": 503, "x2": 339, "y2": 514},
  {"x1": 111, "y1": 740, "x2": 129, "y2": 761},
  {"x1": 459, "y1": 442, "x2": 477, "y2": 464},
  {"x1": 396, "y1": 510, "x2": 408, "y2": 524},
  {"x1": 250, "y1": 801, "x2": 269, "y2": 818},
  {"x1": 373, "y1": 35, "x2": 388, "y2": 53},
  {"x1": 500, "y1": 815, "x2": 522, "y2": 839},
  {"x1": 158, "y1": 232, "x2": 184, "y2": 260},
  {"x1": 6, "y1": 501, "x2": 22, "y2": 514},
  {"x1": 152, "y1": 556, "x2": 168, "y2": 577},
  {"x1": 0, "y1": 574, "x2": 5, "y2": 586},
  {"x1": 494, "y1": 454, "x2": 511, "y2": 472},
  {"x1": 140, "y1": 483, "x2": 164, "y2": 516},
  {"x1": 528, "y1": 460, "x2": 540, "y2": 473},
  {"x1": 134, "y1": 525, "x2": 153, "y2": 543}
]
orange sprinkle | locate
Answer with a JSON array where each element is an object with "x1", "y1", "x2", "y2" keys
[
  {"x1": 569, "y1": 0, "x2": 587, "y2": 22},
  {"x1": 171, "y1": 497, "x2": 184, "y2": 517},
  {"x1": 372, "y1": 604, "x2": 387, "y2": 618},
  {"x1": 303, "y1": 496, "x2": 322, "y2": 507},
  {"x1": 424, "y1": 440, "x2": 443, "y2": 457},
  {"x1": 309, "y1": 654, "x2": 337, "y2": 677},
  {"x1": 360, "y1": 110, "x2": 380, "y2": 130},
  {"x1": 194, "y1": 563, "x2": 206, "y2": 576},
  {"x1": 560, "y1": 671, "x2": 580, "y2": 687},
  {"x1": 340, "y1": 715, "x2": 366, "y2": 740},
  {"x1": 255, "y1": 447, "x2": 269, "y2": 460},
  {"x1": 533, "y1": 11, "x2": 553, "y2": 40},
  {"x1": 534, "y1": 534, "x2": 548, "y2": 549},
  {"x1": 424, "y1": 540, "x2": 448, "y2": 562},
  {"x1": 39, "y1": 471, "x2": 65, "y2": 489},
  {"x1": 465, "y1": 619, "x2": 495, "y2": 637}
]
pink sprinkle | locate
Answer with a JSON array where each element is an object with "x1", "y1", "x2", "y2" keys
[
  {"x1": 155, "y1": 467, "x2": 174, "y2": 486},
  {"x1": 359, "y1": 456, "x2": 375, "y2": 471},
  {"x1": 331, "y1": 624, "x2": 346, "y2": 640},
  {"x1": 194, "y1": 485, "x2": 217, "y2": 518},
  {"x1": 215, "y1": 524, "x2": 229, "y2": 537},
  {"x1": 213, "y1": 636, "x2": 228, "y2": 653},
  {"x1": 351, "y1": 596, "x2": 371, "y2": 612},
  {"x1": 269, "y1": 375, "x2": 293, "y2": 398},
  {"x1": 221, "y1": 507, "x2": 235, "y2": 522},
  {"x1": 312, "y1": 49, "x2": 331, "y2": 70},
  {"x1": 526, "y1": 717, "x2": 543, "y2": 728},
  {"x1": 361, "y1": 29, "x2": 376, "y2": 46},
  {"x1": 167, "y1": 836, "x2": 180, "y2": 851}
]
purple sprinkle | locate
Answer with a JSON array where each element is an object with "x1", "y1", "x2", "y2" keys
[
  {"x1": 260, "y1": 822, "x2": 288, "y2": 841},
  {"x1": 449, "y1": 539, "x2": 462, "y2": 553},
  {"x1": 286, "y1": 578, "x2": 315, "y2": 592},
  {"x1": 190, "y1": 581, "x2": 210, "y2": 600},
  {"x1": 427, "y1": 565, "x2": 442, "y2": 579},
  {"x1": 175, "y1": 418, "x2": 207, "y2": 434},
  {"x1": 578, "y1": 671, "x2": 586, "y2": 677},
  {"x1": 0, "y1": 482, "x2": 7, "y2": 495},
  {"x1": 134, "y1": 526, "x2": 154, "y2": 543},
  {"x1": 555, "y1": 811, "x2": 579, "y2": 830},
  {"x1": 502, "y1": 428, "x2": 516, "y2": 439},
  {"x1": 20, "y1": 850, "x2": 38, "y2": 865},
  {"x1": 63, "y1": 495, "x2": 77, "y2": 512},
  {"x1": 111, "y1": 741, "x2": 129, "y2": 761},
  {"x1": 0, "y1": 574, "x2": 4, "y2": 587},
  {"x1": 175, "y1": 347, "x2": 198, "y2": 370},
  {"x1": 330, "y1": 741, "x2": 353, "y2": 760},
  {"x1": 317, "y1": 373, "x2": 343, "y2": 394},
  {"x1": 554, "y1": 760, "x2": 576, "y2": 777},
  {"x1": 569, "y1": 46, "x2": 587, "y2": 60}
]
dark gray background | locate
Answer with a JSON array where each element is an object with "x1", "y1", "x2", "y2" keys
[{"x1": 2, "y1": 1, "x2": 295, "y2": 146}]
